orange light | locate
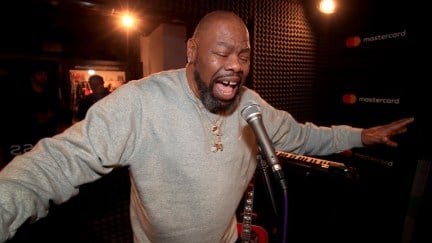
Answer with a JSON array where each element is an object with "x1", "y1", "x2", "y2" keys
[
  {"x1": 121, "y1": 14, "x2": 135, "y2": 28},
  {"x1": 319, "y1": 0, "x2": 336, "y2": 14}
]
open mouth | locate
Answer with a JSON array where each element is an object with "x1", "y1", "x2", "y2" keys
[{"x1": 214, "y1": 80, "x2": 239, "y2": 100}]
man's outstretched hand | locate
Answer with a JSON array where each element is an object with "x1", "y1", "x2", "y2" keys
[{"x1": 361, "y1": 117, "x2": 415, "y2": 147}]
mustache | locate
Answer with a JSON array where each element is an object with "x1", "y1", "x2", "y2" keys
[{"x1": 214, "y1": 73, "x2": 242, "y2": 80}]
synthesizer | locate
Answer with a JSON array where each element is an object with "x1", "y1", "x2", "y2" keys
[{"x1": 276, "y1": 151, "x2": 358, "y2": 180}]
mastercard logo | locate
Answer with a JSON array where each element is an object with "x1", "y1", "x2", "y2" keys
[
  {"x1": 342, "y1": 94, "x2": 357, "y2": 104},
  {"x1": 345, "y1": 36, "x2": 361, "y2": 48}
]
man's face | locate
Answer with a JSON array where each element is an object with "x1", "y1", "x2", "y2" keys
[
  {"x1": 32, "y1": 70, "x2": 48, "y2": 86},
  {"x1": 191, "y1": 19, "x2": 251, "y2": 113}
]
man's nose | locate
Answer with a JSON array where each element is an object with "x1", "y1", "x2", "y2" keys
[{"x1": 224, "y1": 55, "x2": 243, "y2": 72}]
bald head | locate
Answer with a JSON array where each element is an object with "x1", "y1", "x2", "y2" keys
[
  {"x1": 187, "y1": 10, "x2": 250, "y2": 64},
  {"x1": 192, "y1": 11, "x2": 249, "y2": 40}
]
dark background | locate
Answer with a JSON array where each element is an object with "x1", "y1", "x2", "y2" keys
[{"x1": 1, "y1": 0, "x2": 428, "y2": 242}]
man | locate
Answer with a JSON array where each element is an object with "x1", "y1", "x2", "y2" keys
[
  {"x1": 77, "y1": 74, "x2": 110, "y2": 120},
  {"x1": 0, "y1": 10, "x2": 414, "y2": 242}
]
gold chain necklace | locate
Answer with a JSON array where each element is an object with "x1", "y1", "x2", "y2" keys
[
  {"x1": 195, "y1": 104, "x2": 225, "y2": 152},
  {"x1": 209, "y1": 117, "x2": 224, "y2": 152}
]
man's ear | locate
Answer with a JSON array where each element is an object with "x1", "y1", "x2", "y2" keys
[{"x1": 186, "y1": 38, "x2": 196, "y2": 63}]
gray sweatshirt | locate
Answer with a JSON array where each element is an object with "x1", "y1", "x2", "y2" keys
[{"x1": 0, "y1": 68, "x2": 363, "y2": 242}]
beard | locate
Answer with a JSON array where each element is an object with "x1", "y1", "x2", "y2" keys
[{"x1": 193, "y1": 70, "x2": 239, "y2": 114}]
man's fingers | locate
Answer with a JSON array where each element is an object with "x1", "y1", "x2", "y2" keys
[
  {"x1": 392, "y1": 117, "x2": 415, "y2": 127},
  {"x1": 386, "y1": 117, "x2": 414, "y2": 131}
]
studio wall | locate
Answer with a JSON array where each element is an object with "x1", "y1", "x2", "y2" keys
[{"x1": 3, "y1": 0, "x2": 425, "y2": 242}]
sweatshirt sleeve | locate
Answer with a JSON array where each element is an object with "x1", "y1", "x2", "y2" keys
[
  {"x1": 0, "y1": 82, "x2": 142, "y2": 242},
  {"x1": 259, "y1": 98, "x2": 364, "y2": 156}
]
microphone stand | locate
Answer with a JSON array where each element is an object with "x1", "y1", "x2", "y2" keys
[{"x1": 256, "y1": 153, "x2": 279, "y2": 218}]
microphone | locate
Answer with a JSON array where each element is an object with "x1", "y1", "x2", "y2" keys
[{"x1": 241, "y1": 101, "x2": 287, "y2": 190}]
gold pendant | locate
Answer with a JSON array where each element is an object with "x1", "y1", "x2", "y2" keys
[
  {"x1": 211, "y1": 125, "x2": 220, "y2": 134},
  {"x1": 211, "y1": 142, "x2": 223, "y2": 152}
]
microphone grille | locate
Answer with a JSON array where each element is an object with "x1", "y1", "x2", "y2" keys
[{"x1": 241, "y1": 101, "x2": 261, "y2": 121}]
